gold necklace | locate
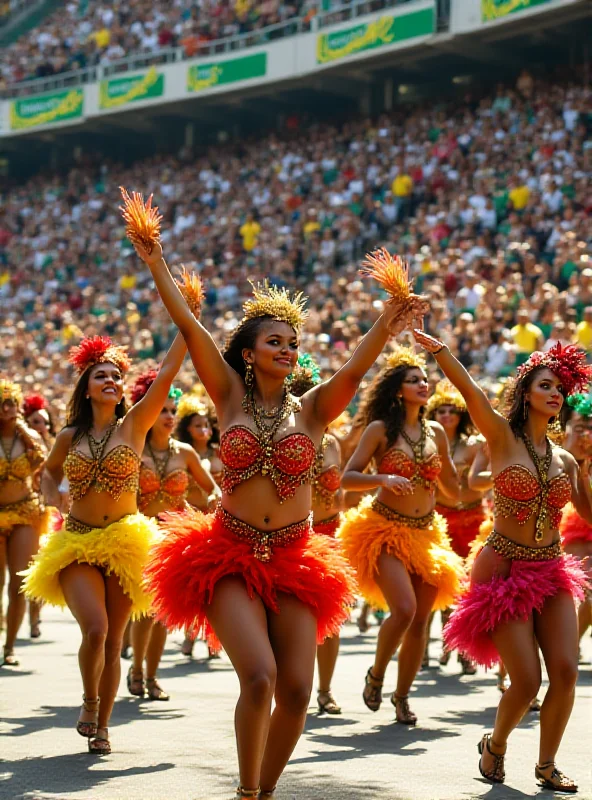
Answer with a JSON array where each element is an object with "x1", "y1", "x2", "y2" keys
[
  {"x1": 400, "y1": 420, "x2": 427, "y2": 463},
  {"x1": 148, "y1": 440, "x2": 175, "y2": 483},
  {"x1": 87, "y1": 420, "x2": 117, "y2": 463},
  {"x1": 521, "y1": 432, "x2": 553, "y2": 543},
  {"x1": 242, "y1": 387, "x2": 300, "y2": 475}
]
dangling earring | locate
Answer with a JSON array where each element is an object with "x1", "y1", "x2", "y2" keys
[{"x1": 244, "y1": 362, "x2": 254, "y2": 388}]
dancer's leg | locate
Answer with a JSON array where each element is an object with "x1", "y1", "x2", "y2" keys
[
  {"x1": 372, "y1": 550, "x2": 416, "y2": 678},
  {"x1": 97, "y1": 573, "x2": 133, "y2": 729}
]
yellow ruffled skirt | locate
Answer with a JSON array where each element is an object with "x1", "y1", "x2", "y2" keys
[
  {"x1": 338, "y1": 496, "x2": 463, "y2": 611},
  {"x1": 0, "y1": 493, "x2": 44, "y2": 534},
  {"x1": 21, "y1": 513, "x2": 159, "y2": 618}
]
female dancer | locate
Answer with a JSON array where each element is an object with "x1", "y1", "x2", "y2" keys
[
  {"x1": 176, "y1": 393, "x2": 223, "y2": 506},
  {"x1": 0, "y1": 380, "x2": 46, "y2": 665},
  {"x1": 22, "y1": 393, "x2": 58, "y2": 639},
  {"x1": 560, "y1": 393, "x2": 592, "y2": 647},
  {"x1": 413, "y1": 330, "x2": 590, "y2": 792},
  {"x1": 133, "y1": 235, "x2": 424, "y2": 798},
  {"x1": 339, "y1": 347, "x2": 463, "y2": 725},
  {"x1": 291, "y1": 355, "x2": 344, "y2": 715},
  {"x1": 129, "y1": 372, "x2": 216, "y2": 699},
  {"x1": 427, "y1": 379, "x2": 485, "y2": 673},
  {"x1": 22, "y1": 333, "x2": 187, "y2": 753}
]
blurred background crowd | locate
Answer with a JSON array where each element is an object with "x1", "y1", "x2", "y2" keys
[{"x1": 0, "y1": 62, "x2": 591, "y2": 426}]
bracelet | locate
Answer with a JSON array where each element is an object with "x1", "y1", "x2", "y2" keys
[{"x1": 433, "y1": 344, "x2": 446, "y2": 355}]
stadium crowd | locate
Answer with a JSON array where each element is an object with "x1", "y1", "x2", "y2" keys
[{"x1": 0, "y1": 66, "x2": 590, "y2": 425}]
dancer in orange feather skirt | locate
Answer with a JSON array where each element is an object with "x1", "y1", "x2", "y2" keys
[{"x1": 133, "y1": 237, "x2": 426, "y2": 800}]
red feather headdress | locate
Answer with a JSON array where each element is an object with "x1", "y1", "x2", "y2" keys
[
  {"x1": 131, "y1": 369, "x2": 158, "y2": 405},
  {"x1": 23, "y1": 394, "x2": 48, "y2": 418},
  {"x1": 516, "y1": 343, "x2": 592, "y2": 396},
  {"x1": 68, "y1": 336, "x2": 131, "y2": 376}
]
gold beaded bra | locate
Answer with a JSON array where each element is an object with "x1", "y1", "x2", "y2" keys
[{"x1": 64, "y1": 421, "x2": 140, "y2": 501}]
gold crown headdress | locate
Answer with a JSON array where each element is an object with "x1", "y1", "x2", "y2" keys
[
  {"x1": 242, "y1": 281, "x2": 308, "y2": 331},
  {"x1": 177, "y1": 394, "x2": 210, "y2": 421},
  {"x1": 0, "y1": 379, "x2": 23, "y2": 406},
  {"x1": 426, "y1": 379, "x2": 466, "y2": 416},
  {"x1": 385, "y1": 345, "x2": 426, "y2": 371}
]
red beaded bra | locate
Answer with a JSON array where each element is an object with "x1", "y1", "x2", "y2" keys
[
  {"x1": 138, "y1": 463, "x2": 189, "y2": 512},
  {"x1": 219, "y1": 425, "x2": 316, "y2": 502},
  {"x1": 312, "y1": 435, "x2": 341, "y2": 510},
  {"x1": 493, "y1": 466, "x2": 571, "y2": 530},
  {"x1": 377, "y1": 449, "x2": 442, "y2": 490}
]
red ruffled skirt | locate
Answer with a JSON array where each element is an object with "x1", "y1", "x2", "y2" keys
[
  {"x1": 444, "y1": 554, "x2": 588, "y2": 668},
  {"x1": 435, "y1": 502, "x2": 486, "y2": 559},
  {"x1": 144, "y1": 506, "x2": 356, "y2": 650},
  {"x1": 560, "y1": 504, "x2": 592, "y2": 546},
  {"x1": 313, "y1": 513, "x2": 341, "y2": 538}
]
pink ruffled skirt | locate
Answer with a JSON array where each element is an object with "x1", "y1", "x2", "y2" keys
[{"x1": 444, "y1": 553, "x2": 588, "y2": 668}]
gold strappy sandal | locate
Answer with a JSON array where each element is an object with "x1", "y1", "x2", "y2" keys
[
  {"x1": 478, "y1": 733, "x2": 505, "y2": 784},
  {"x1": 363, "y1": 667, "x2": 383, "y2": 712},
  {"x1": 236, "y1": 787, "x2": 260, "y2": 798},
  {"x1": 76, "y1": 696, "x2": 99, "y2": 738},
  {"x1": 391, "y1": 693, "x2": 417, "y2": 725},
  {"x1": 88, "y1": 727, "x2": 111, "y2": 755},
  {"x1": 146, "y1": 677, "x2": 170, "y2": 701},
  {"x1": 535, "y1": 762, "x2": 578, "y2": 793},
  {"x1": 317, "y1": 690, "x2": 341, "y2": 715}
]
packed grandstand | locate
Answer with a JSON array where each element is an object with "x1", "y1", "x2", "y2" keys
[{"x1": 0, "y1": 0, "x2": 590, "y2": 426}]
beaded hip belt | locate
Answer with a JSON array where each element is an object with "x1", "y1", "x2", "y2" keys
[
  {"x1": 216, "y1": 505, "x2": 311, "y2": 562},
  {"x1": 65, "y1": 514, "x2": 96, "y2": 534},
  {"x1": 371, "y1": 498, "x2": 434, "y2": 530},
  {"x1": 486, "y1": 530, "x2": 562, "y2": 561}
]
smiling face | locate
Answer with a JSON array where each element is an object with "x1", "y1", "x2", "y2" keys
[
  {"x1": 27, "y1": 409, "x2": 51, "y2": 438},
  {"x1": 187, "y1": 413, "x2": 211, "y2": 445},
  {"x1": 243, "y1": 320, "x2": 299, "y2": 382},
  {"x1": 152, "y1": 397, "x2": 177, "y2": 438},
  {"x1": 87, "y1": 362, "x2": 124, "y2": 406},
  {"x1": 433, "y1": 403, "x2": 462, "y2": 433},
  {"x1": 0, "y1": 397, "x2": 18, "y2": 425},
  {"x1": 399, "y1": 367, "x2": 429, "y2": 406},
  {"x1": 526, "y1": 367, "x2": 564, "y2": 418}
]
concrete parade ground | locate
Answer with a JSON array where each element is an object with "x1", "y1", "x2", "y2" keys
[{"x1": 1, "y1": 606, "x2": 591, "y2": 800}]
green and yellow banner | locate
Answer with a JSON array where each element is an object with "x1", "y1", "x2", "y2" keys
[
  {"x1": 9, "y1": 88, "x2": 84, "y2": 131},
  {"x1": 187, "y1": 52, "x2": 267, "y2": 93},
  {"x1": 482, "y1": 0, "x2": 552, "y2": 22},
  {"x1": 99, "y1": 66, "x2": 164, "y2": 110},
  {"x1": 316, "y1": 6, "x2": 433, "y2": 65}
]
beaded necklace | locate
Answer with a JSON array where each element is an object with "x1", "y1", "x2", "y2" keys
[
  {"x1": 521, "y1": 432, "x2": 553, "y2": 543},
  {"x1": 0, "y1": 431, "x2": 17, "y2": 462},
  {"x1": 399, "y1": 420, "x2": 429, "y2": 487},
  {"x1": 242, "y1": 386, "x2": 300, "y2": 476},
  {"x1": 87, "y1": 420, "x2": 117, "y2": 464}
]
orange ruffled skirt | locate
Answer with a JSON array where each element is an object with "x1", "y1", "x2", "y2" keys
[
  {"x1": 144, "y1": 506, "x2": 356, "y2": 650},
  {"x1": 560, "y1": 504, "x2": 592, "y2": 546},
  {"x1": 338, "y1": 496, "x2": 464, "y2": 612},
  {"x1": 435, "y1": 501, "x2": 486, "y2": 559}
]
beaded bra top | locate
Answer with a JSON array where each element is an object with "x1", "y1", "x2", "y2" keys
[
  {"x1": 138, "y1": 463, "x2": 188, "y2": 512},
  {"x1": 219, "y1": 425, "x2": 316, "y2": 502},
  {"x1": 0, "y1": 432, "x2": 44, "y2": 483},
  {"x1": 493, "y1": 466, "x2": 571, "y2": 533},
  {"x1": 377, "y1": 421, "x2": 441, "y2": 491},
  {"x1": 313, "y1": 436, "x2": 341, "y2": 510},
  {"x1": 64, "y1": 421, "x2": 140, "y2": 501}
]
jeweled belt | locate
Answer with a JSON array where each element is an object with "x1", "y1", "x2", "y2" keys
[
  {"x1": 216, "y1": 505, "x2": 311, "y2": 562},
  {"x1": 65, "y1": 514, "x2": 96, "y2": 534},
  {"x1": 371, "y1": 498, "x2": 434, "y2": 529},
  {"x1": 486, "y1": 530, "x2": 562, "y2": 561}
]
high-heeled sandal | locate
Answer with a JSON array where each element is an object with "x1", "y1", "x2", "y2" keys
[
  {"x1": 127, "y1": 666, "x2": 145, "y2": 697},
  {"x1": 235, "y1": 787, "x2": 260, "y2": 798},
  {"x1": 259, "y1": 789, "x2": 276, "y2": 799},
  {"x1": 438, "y1": 648, "x2": 451, "y2": 666},
  {"x1": 146, "y1": 677, "x2": 169, "y2": 701},
  {"x1": 1, "y1": 648, "x2": 19, "y2": 667},
  {"x1": 535, "y1": 762, "x2": 577, "y2": 793},
  {"x1": 76, "y1": 696, "x2": 99, "y2": 738},
  {"x1": 529, "y1": 696, "x2": 541, "y2": 712},
  {"x1": 88, "y1": 727, "x2": 111, "y2": 755},
  {"x1": 30, "y1": 622, "x2": 41, "y2": 639},
  {"x1": 363, "y1": 667, "x2": 383, "y2": 712},
  {"x1": 459, "y1": 654, "x2": 477, "y2": 675},
  {"x1": 391, "y1": 693, "x2": 417, "y2": 726},
  {"x1": 478, "y1": 733, "x2": 505, "y2": 783},
  {"x1": 317, "y1": 690, "x2": 341, "y2": 715},
  {"x1": 496, "y1": 671, "x2": 508, "y2": 694}
]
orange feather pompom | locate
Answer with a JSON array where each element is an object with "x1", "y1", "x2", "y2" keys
[
  {"x1": 175, "y1": 266, "x2": 204, "y2": 319},
  {"x1": 119, "y1": 186, "x2": 162, "y2": 252},
  {"x1": 359, "y1": 248, "x2": 412, "y2": 303}
]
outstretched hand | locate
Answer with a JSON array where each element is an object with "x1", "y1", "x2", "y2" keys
[
  {"x1": 133, "y1": 239, "x2": 164, "y2": 268},
  {"x1": 412, "y1": 322, "x2": 446, "y2": 355},
  {"x1": 383, "y1": 294, "x2": 429, "y2": 338}
]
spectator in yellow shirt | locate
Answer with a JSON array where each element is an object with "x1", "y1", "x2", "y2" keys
[
  {"x1": 391, "y1": 157, "x2": 413, "y2": 222},
  {"x1": 511, "y1": 309, "x2": 544, "y2": 359},
  {"x1": 576, "y1": 307, "x2": 592, "y2": 351},
  {"x1": 240, "y1": 213, "x2": 261, "y2": 252},
  {"x1": 88, "y1": 27, "x2": 110, "y2": 49},
  {"x1": 508, "y1": 178, "x2": 530, "y2": 211}
]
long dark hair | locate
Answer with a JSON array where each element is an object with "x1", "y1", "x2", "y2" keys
[
  {"x1": 505, "y1": 365, "x2": 568, "y2": 438},
  {"x1": 428, "y1": 406, "x2": 475, "y2": 439},
  {"x1": 223, "y1": 316, "x2": 297, "y2": 380},
  {"x1": 359, "y1": 365, "x2": 425, "y2": 449},
  {"x1": 175, "y1": 409, "x2": 220, "y2": 449},
  {"x1": 65, "y1": 367, "x2": 127, "y2": 442}
]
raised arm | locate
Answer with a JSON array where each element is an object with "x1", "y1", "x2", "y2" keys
[
  {"x1": 563, "y1": 451, "x2": 592, "y2": 526},
  {"x1": 125, "y1": 332, "x2": 187, "y2": 438},
  {"x1": 184, "y1": 444, "x2": 217, "y2": 496},
  {"x1": 133, "y1": 241, "x2": 240, "y2": 407},
  {"x1": 413, "y1": 326, "x2": 506, "y2": 443},
  {"x1": 307, "y1": 296, "x2": 427, "y2": 427},
  {"x1": 341, "y1": 421, "x2": 412, "y2": 496},
  {"x1": 432, "y1": 422, "x2": 460, "y2": 503},
  {"x1": 467, "y1": 441, "x2": 493, "y2": 492}
]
